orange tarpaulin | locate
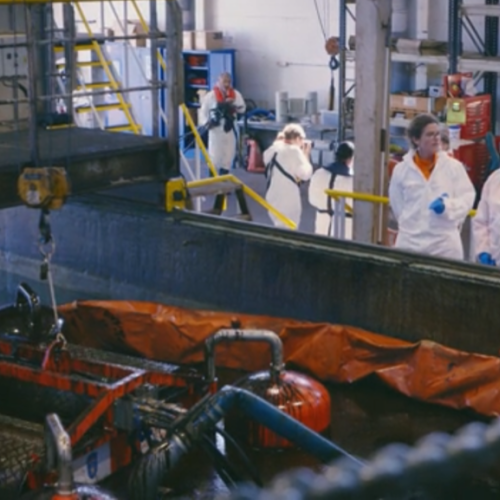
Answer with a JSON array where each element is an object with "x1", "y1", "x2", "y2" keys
[{"x1": 59, "y1": 301, "x2": 500, "y2": 419}]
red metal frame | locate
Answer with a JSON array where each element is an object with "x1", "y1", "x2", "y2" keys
[{"x1": 0, "y1": 337, "x2": 204, "y2": 490}]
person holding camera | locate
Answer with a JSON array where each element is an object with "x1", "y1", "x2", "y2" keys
[
  {"x1": 308, "y1": 141, "x2": 355, "y2": 237},
  {"x1": 200, "y1": 72, "x2": 246, "y2": 175},
  {"x1": 264, "y1": 123, "x2": 313, "y2": 229}
]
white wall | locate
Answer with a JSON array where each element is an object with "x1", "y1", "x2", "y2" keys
[{"x1": 203, "y1": 0, "x2": 356, "y2": 110}]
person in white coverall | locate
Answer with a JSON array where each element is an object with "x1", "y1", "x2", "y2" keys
[
  {"x1": 388, "y1": 113, "x2": 475, "y2": 260},
  {"x1": 199, "y1": 72, "x2": 246, "y2": 175},
  {"x1": 264, "y1": 124, "x2": 313, "y2": 229},
  {"x1": 472, "y1": 169, "x2": 500, "y2": 267},
  {"x1": 308, "y1": 141, "x2": 355, "y2": 238}
]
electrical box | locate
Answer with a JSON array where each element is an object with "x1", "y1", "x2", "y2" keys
[{"x1": 0, "y1": 34, "x2": 28, "y2": 78}]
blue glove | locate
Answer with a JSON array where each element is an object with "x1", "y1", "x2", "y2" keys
[
  {"x1": 478, "y1": 252, "x2": 497, "y2": 266},
  {"x1": 429, "y1": 193, "x2": 449, "y2": 215}
]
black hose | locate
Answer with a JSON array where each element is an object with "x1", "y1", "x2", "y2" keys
[
  {"x1": 200, "y1": 434, "x2": 243, "y2": 487},
  {"x1": 214, "y1": 426, "x2": 263, "y2": 487}
]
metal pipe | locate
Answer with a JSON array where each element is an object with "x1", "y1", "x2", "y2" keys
[
  {"x1": 0, "y1": 33, "x2": 166, "y2": 50},
  {"x1": 25, "y1": 5, "x2": 40, "y2": 166},
  {"x1": 63, "y1": 3, "x2": 76, "y2": 120},
  {"x1": 150, "y1": 0, "x2": 159, "y2": 137},
  {"x1": 205, "y1": 329, "x2": 285, "y2": 385},
  {"x1": 0, "y1": 83, "x2": 167, "y2": 106},
  {"x1": 44, "y1": 413, "x2": 74, "y2": 496},
  {"x1": 134, "y1": 385, "x2": 361, "y2": 499},
  {"x1": 337, "y1": 0, "x2": 347, "y2": 142},
  {"x1": 448, "y1": 0, "x2": 459, "y2": 74}
]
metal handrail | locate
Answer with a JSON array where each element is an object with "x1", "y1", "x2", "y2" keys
[
  {"x1": 74, "y1": 1, "x2": 141, "y2": 134},
  {"x1": 325, "y1": 189, "x2": 477, "y2": 217},
  {"x1": 187, "y1": 174, "x2": 297, "y2": 229}
]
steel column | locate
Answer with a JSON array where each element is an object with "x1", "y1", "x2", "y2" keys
[
  {"x1": 149, "y1": 0, "x2": 159, "y2": 138},
  {"x1": 485, "y1": 0, "x2": 499, "y2": 133},
  {"x1": 165, "y1": 0, "x2": 183, "y2": 178},
  {"x1": 448, "y1": 0, "x2": 461, "y2": 74},
  {"x1": 25, "y1": 5, "x2": 41, "y2": 166},
  {"x1": 337, "y1": 0, "x2": 347, "y2": 143},
  {"x1": 62, "y1": 4, "x2": 75, "y2": 122}
]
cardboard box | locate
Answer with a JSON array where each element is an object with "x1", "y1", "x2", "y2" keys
[
  {"x1": 195, "y1": 31, "x2": 224, "y2": 50},
  {"x1": 183, "y1": 31, "x2": 195, "y2": 50},
  {"x1": 390, "y1": 94, "x2": 447, "y2": 119},
  {"x1": 111, "y1": 20, "x2": 147, "y2": 47}
]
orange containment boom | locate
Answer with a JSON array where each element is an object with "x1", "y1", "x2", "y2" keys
[{"x1": 59, "y1": 300, "x2": 500, "y2": 418}]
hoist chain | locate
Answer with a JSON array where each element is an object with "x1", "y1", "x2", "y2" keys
[
  {"x1": 37, "y1": 209, "x2": 66, "y2": 346},
  {"x1": 222, "y1": 418, "x2": 500, "y2": 500}
]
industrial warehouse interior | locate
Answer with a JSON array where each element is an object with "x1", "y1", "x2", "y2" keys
[{"x1": 2, "y1": 0, "x2": 500, "y2": 499}]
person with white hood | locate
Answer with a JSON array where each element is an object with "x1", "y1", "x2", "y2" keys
[
  {"x1": 388, "y1": 113, "x2": 475, "y2": 260},
  {"x1": 308, "y1": 141, "x2": 355, "y2": 237},
  {"x1": 199, "y1": 72, "x2": 246, "y2": 175},
  {"x1": 264, "y1": 124, "x2": 313, "y2": 229},
  {"x1": 472, "y1": 169, "x2": 500, "y2": 267}
]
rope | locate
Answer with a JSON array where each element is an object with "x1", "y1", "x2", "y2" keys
[{"x1": 223, "y1": 418, "x2": 500, "y2": 499}]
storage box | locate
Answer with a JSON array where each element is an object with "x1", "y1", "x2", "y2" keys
[
  {"x1": 183, "y1": 31, "x2": 195, "y2": 50},
  {"x1": 454, "y1": 140, "x2": 489, "y2": 189},
  {"x1": 390, "y1": 94, "x2": 447, "y2": 119},
  {"x1": 111, "y1": 20, "x2": 147, "y2": 47},
  {"x1": 195, "y1": 31, "x2": 224, "y2": 50}
]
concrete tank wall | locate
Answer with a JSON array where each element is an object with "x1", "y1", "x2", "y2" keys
[{"x1": 1, "y1": 196, "x2": 500, "y2": 357}]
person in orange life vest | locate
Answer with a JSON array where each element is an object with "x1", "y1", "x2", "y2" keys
[{"x1": 199, "y1": 72, "x2": 246, "y2": 175}]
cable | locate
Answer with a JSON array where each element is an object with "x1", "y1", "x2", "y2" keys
[
  {"x1": 313, "y1": 0, "x2": 327, "y2": 41},
  {"x1": 214, "y1": 426, "x2": 263, "y2": 487}
]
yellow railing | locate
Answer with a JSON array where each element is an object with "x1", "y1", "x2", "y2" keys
[
  {"x1": 181, "y1": 104, "x2": 218, "y2": 178},
  {"x1": 180, "y1": 104, "x2": 296, "y2": 229},
  {"x1": 325, "y1": 189, "x2": 477, "y2": 217},
  {"x1": 74, "y1": 1, "x2": 141, "y2": 134},
  {"x1": 187, "y1": 175, "x2": 297, "y2": 229}
]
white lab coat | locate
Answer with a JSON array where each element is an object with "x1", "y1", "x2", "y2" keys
[
  {"x1": 389, "y1": 151, "x2": 476, "y2": 260},
  {"x1": 308, "y1": 164, "x2": 353, "y2": 238},
  {"x1": 264, "y1": 142, "x2": 313, "y2": 228},
  {"x1": 199, "y1": 89, "x2": 246, "y2": 171},
  {"x1": 472, "y1": 169, "x2": 500, "y2": 265}
]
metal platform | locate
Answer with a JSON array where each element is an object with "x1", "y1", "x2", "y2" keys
[{"x1": 0, "y1": 127, "x2": 169, "y2": 209}]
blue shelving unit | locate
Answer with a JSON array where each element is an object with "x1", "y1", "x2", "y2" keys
[{"x1": 181, "y1": 49, "x2": 236, "y2": 155}]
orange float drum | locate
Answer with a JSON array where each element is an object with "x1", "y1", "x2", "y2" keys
[
  {"x1": 231, "y1": 369, "x2": 331, "y2": 449},
  {"x1": 205, "y1": 329, "x2": 331, "y2": 450}
]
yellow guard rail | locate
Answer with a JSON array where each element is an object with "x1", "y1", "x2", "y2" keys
[{"x1": 181, "y1": 104, "x2": 297, "y2": 229}]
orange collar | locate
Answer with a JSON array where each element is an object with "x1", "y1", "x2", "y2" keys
[{"x1": 413, "y1": 152, "x2": 437, "y2": 180}]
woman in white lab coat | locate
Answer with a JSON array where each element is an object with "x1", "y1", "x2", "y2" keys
[
  {"x1": 308, "y1": 141, "x2": 355, "y2": 238},
  {"x1": 264, "y1": 124, "x2": 313, "y2": 229},
  {"x1": 472, "y1": 169, "x2": 500, "y2": 267},
  {"x1": 388, "y1": 114, "x2": 475, "y2": 260}
]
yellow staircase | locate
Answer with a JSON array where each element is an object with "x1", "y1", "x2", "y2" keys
[{"x1": 54, "y1": 2, "x2": 141, "y2": 135}]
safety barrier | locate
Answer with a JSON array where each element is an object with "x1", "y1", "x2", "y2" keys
[
  {"x1": 180, "y1": 104, "x2": 297, "y2": 230},
  {"x1": 186, "y1": 175, "x2": 296, "y2": 229},
  {"x1": 325, "y1": 189, "x2": 477, "y2": 259}
]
